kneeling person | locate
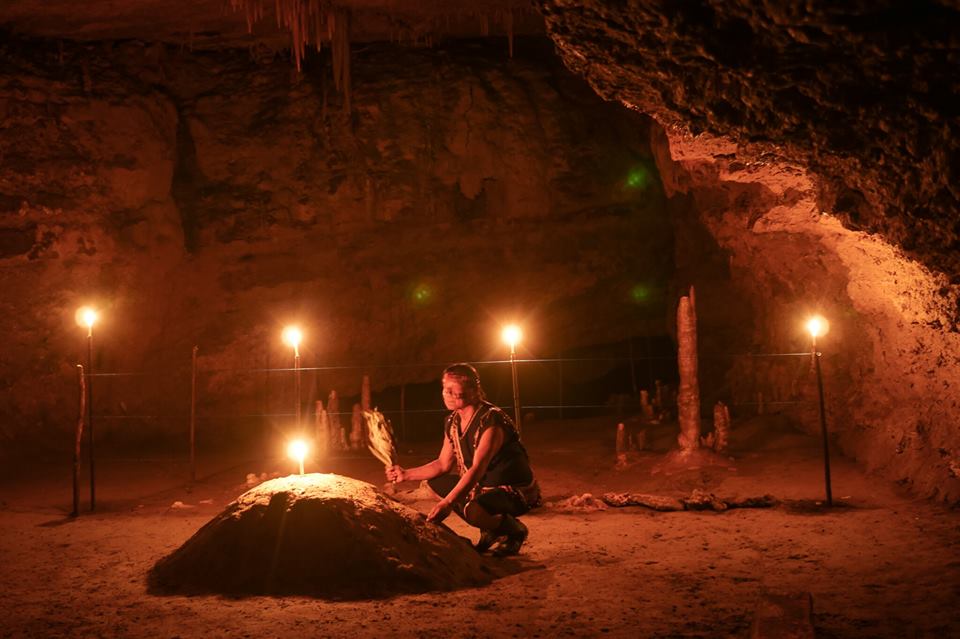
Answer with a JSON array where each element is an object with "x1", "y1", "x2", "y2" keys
[{"x1": 386, "y1": 363, "x2": 540, "y2": 556}]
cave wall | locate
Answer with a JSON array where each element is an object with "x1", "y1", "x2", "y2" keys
[
  {"x1": 0, "y1": 37, "x2": 671, "y2": 448},
  {"x1": 540, "y1": 0, "x2": 960, "y2": 500}
]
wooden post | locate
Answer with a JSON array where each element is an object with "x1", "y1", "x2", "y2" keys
[
  {"x1": 510, "y1": 350, "x2": 522, "y2": 435},
  {"x1": 558, "y1": 356, "x2": 564, "y2": 420},
  {"x1": 72, "y1": 365, "x2": 86, "y2": 517},
  {"x1": 87, "y1": 332, "x2": 96, "y2": 511},
  {"x1": 814, "y1": 349, "x2": 833, "y2": 506},
  {"x1": 399, "y1": 383, "x2": 406, "y2": 443},
  {"x1": 327, "y1": 390, "x2": 340, "y2": 449},
  {"x1": 189, "y1": 345, "x2": 198, "y2": 488},
  {"x1": 294, "y1": 351, "x2": 301, "y2": 428},
  {"x1": 677, "y1": 285, "x2": 701, "y2": 453}
]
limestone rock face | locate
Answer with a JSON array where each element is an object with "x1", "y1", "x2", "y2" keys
[
  {"x1": 540, "y1": 0, "x2": 960, "y2": 283},
  {"x1": 148, "y1": 473, "x2": 496, "y2": 597},
  {"x1": 540, "y1": 1, "x2": 960, "y2": 500},
  {"x1": 0, "y1": 37, "x2": 671, "y2": 446}
]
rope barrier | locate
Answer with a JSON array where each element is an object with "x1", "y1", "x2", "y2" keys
[{"x1": 83, "y1": 350, "x2": 815, "y2": 377}]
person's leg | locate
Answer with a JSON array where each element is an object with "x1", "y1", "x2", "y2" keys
[
  {"x1": 463, "y1": 500, "x2": 502, "y2": 529},
  {"x1": 468, "y1": 489, "x2": 529, "y2": 555},
  {"x1": 462, "y1": 501, "x2": 504, "y2": 552}
]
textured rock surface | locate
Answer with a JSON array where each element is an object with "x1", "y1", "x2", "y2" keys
[
  {"x1": 0, "y1": 37, "x2": 671, "y2": 446},
  {"x1": 0, "y1": 1, "x2": 544, "y2": 49},
  {"x1": 148, "y1": 473, "x2": 495, "y2": 596},
  {"x1": 540, "y1": 0, "x2": 960, "y2": 285},
  {"x1": 540, "y1": 1, "x2": 960, "y2": 500}
]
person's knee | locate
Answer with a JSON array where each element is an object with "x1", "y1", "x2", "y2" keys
[{"x1": 463, "y1": 501, "x2": 495, "y2": 527}]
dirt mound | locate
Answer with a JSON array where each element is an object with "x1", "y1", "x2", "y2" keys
[{"x1": 148, "y1": 474, "x2": 497, "y2": 598}]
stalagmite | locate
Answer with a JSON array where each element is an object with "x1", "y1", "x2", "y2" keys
[
  {"x1": 314, "y1": 400, "x2": 329, "y2": 458},
  {"x1": 361, "y1": 374, "x2": 371, "y2": 412},
  {"x1": 615, "y1": 423, "x2": 627, "y2": 468},
  {"x1": 677, "y1": 285, "x2": 701, "y2": 453},
  {"x1": 327, "y1": 390, "x2": 340, "y2": 449},
  {"x1": 632, "y1": 430, "x2": 646, "y2": 452},
  {"x1": 712, "y1": 401, "x2": 730, "y2": 453},
  {"x1": 640, "y1": 390, "x2": 655, "y2": 422},
  {"x1": 350, "y1": 403, "x2": 363, "y2": 450}
]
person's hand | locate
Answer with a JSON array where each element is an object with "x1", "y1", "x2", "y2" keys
[
  {"x1": 385, "y1": 465, "x2": 405, "y2": 483},
  {"x1": 427, "y1": 499, "x2": 453, "y2": 523}
]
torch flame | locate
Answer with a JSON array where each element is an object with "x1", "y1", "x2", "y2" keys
[
  {"x1": 501, "y1": 324, "x2": 522, "y2": 350},
  {"x1": 287, "y1": 439, "x2": 308, "y2": 475},
  {"x1": 76, "y1": 306, "x2": 98, "y2": 329},
  {"x1": 806, "y1": 315, "x2": 828, "y2": 339},
  {"x1": 282, "y1": 325, "x2": 303, "y2": 354}
]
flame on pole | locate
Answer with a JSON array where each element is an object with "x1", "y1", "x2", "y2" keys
[
  {"x1": 76, "y1": 306, "x2": 99, "y2": 510},
  {"x1": 806, "y1": 314, "x2": 833, "y2": 506},
  {"x1": 282, "y1": 325, "x2": 303, "y2": 428},
  {"x1": 501, "y1": 324, "x2": 523, "y2": 435},
  {"x1": 287, "y1": 439, "x2": 308, "y2": 475}
]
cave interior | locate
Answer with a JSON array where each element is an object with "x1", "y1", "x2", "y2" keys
[{"x1": 1, "y1": 1, "x2": 959, "y2": 637}]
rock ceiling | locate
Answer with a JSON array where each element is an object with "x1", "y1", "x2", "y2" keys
[
  {"x1": 4, "y1": 1, "x2": 957, "y2": 287},
  {"x1": 539, "y1": 0, "x2": 960, "y2": 288},
  {"x1": 0, "y1": 0, "x2": 544, "y2": 48}
]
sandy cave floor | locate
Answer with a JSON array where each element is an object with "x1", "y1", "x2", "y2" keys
[{"x1": 2, "y1": 415, "x2": 960, "y2": 638}]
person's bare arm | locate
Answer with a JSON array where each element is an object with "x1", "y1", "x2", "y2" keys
[
  {"x1": 386, "y1": 436, "x2": 455, "y2": 482},
  {"x1": 427, "y1": 425, "x2": 504, "y2": 522}
]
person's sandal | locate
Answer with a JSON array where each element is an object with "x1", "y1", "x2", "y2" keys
[
  {"x1": 492, "y1": 515, "x2": 528, "y2": 557},
  {"x1": 475, "y1": 529, "x2": 502, "y2": 553}
]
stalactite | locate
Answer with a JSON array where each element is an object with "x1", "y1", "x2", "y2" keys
[{"x1": 230, "y1": 1, "x2": 350, "y2": 110}]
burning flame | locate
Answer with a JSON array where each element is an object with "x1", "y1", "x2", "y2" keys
[{"x1": 501, "y1": 324, "x2": 522, "y2": 350}]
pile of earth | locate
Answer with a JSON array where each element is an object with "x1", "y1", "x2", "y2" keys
[{"x1": 148, "y1": 474, "x2": 498, "y2": 598}]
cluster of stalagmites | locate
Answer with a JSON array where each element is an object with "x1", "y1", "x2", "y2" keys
[
  {"x1": 149, "y1": 474, "x2": 494, "y2": 597},
  {"x1": 615, "y1": 285, "x2": 733, "y2": 467},
  {"x1": 315, "y1": 374, "x2": 393, "y2": 454}
]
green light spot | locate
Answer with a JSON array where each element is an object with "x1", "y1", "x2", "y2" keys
[
  {"x1": 630, "y1": 284, "x2": 650, "y2": 303},
  {"x1": 625, "y1": 166, "x2": 650, "y2": 190},
  {"x1": 412, "y1": 284, "x2": 432, "y2": 304}
]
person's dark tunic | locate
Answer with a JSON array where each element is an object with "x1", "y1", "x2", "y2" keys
[{"x1": 428, "y1": 401, "x2": 540, "y2": 516}]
